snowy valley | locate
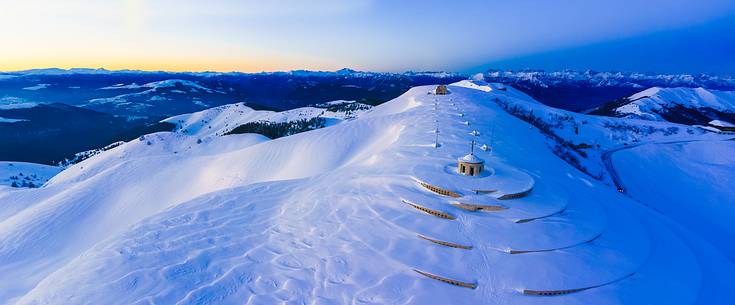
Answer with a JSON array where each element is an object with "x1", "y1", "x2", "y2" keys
[{"x1": 0, "y1": 79, "x2": 733, "y2": 305}]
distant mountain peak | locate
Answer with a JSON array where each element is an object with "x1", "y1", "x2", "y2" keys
[
  {"x1": 590, "y1": 86, "x2": 735, "y2": 126},
  {"x1": 335, "y1": 68, "x2": 358, "y2": 74}
]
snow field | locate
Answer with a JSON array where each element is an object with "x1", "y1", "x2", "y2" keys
[{"x1": 1, "y1": 84, "x2": 733, "y2": 304}]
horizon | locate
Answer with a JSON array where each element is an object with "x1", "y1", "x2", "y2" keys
[
  {"x1": 4, "y1": 66, "x2": 735, "y2": 77},
  {"x1": 2, "y1": 1, "x2": 734, "y2": 74}
]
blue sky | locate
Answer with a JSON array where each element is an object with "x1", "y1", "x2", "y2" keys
[
  {"x1": 1, "y1": 0, "x2": 734, "y2": 73},
  {"x1": 482, "y1": 11, "x2": 735, "y2": 74}
]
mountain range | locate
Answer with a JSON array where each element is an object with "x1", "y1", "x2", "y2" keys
[
  {"x1": 590, "y1": 87, "x2": 735, "y2": 126},
  {"x1": 2, "y1": 68, "x2": 734, "y2": 164}
]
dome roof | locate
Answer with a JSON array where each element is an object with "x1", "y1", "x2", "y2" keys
[{"x1": 458, "y1": 153, "x2": 484, "y2": 164}]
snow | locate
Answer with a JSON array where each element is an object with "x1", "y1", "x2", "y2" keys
[
  {"x1": 612, "y1": 140, "x2": 735, "y2": 261},
  {"x1": 458, "y1": 153, "x2": 483, "y2": 163},
  {"x1": 482, "y1": 70, "x2": 735, "y2": 89},
  {"x1": 628, "y1": 87, "x2": 663, "y2": 101},
  {"x1": 87, "y1": 80, "x2": 227, "y2": 114},
  {"x1": 617, "y1": 87, "x2": 735, "y2": 120},
  {"x1": 709, "y1": 119, "x2": 735, "y2": 127},
  {"x1": 0, "y1": 162, "x2": 61, "y2": 188},
  {"x1": 0, "y1": 99, "x2": 38, "y2": 110},
  {"x1": 4, "y1": 68, "x2": 735, "y2": 89},
  {"x1": 0, "y1": 84, "x2": 733, "y2": 304},
  {"x1": 100, "y1": 79, "x2": 224, "y2": 94},
  {"x1": 162, "y1": 102, "x2": 372, "y2": 139},
  {"x1": 317, "y1": 100, "x2": 356, "y2": 106},
  {"x1": 616, "y1": 102, "x2": 654, "y2": 119},
  {"x1": 476, "y1": 81, "x2": 730, "y2": 182},
  {"x1": 21, "y1": 84, "x2": 50, "y2": 91},
  {"x1": 697, "y1": 125, "x2": 723, "y2": 132},
  {"x1": 7, "y1": 68, "x2": 112, "y2": 75},
  {"x1": 452, "y1": 79, "x2": 493, "y2": 92},
  {"x1": 99, "y1": 82, "x2": 143, "y2": 90},
  {"x1": 0, "y1": 117, "x2": 28, "y2": 123},
  {"x1": 0, "y1": 100, "x2": 38, "y2": 110}
]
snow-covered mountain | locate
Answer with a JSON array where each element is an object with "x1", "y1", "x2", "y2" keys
[
  {"x1": 0, "y1": 68, "x2": 465, "y2": 114},
  {"x1": 591, "y1": 87, "x2": 735, "y2": 127},
  {"x1": 0, "y1": 69, "x2": 464, "y2": 164},
  {"x1": 85, "y1": 79, "x2": 228, "y2": 118},
  {"x1": 99, "y1": 79, "x2": 224, "y2": 93},
  {"x1": 453, "y1": 80, "x2": 735, "y2": 264},
  {"x1": 479, "y1": 70, "x2": 735, "y2": 112},
  {"x1": 4, "y1": 67, "x2": 734, "y2": 164},
  {"x1": 482, "y1": 70, "x2": 735, "y2": 90},
  {"x1": 0, "y1": 162, "x2": 61, "y2": 189},
  {"x1": 5, "y1": 68, "x2": 732, "y2": 89},
  {"x1": 163, "y1": 100, "x2": 371, "y2": 139},
  {"x1": 0, "y1": 82, "x2": 733, "y2": 304}
]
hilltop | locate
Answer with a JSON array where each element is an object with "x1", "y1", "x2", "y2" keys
[{"x1": 0, "y1": 81, "x2": 733, "y2": 304}]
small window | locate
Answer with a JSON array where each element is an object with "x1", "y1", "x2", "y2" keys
[
  {"x1": 469, "y1": 167, "x2": 475, "y2": 176},
  {"x1": 461, "y1": 165, "x2": 465, "y2": 173}
]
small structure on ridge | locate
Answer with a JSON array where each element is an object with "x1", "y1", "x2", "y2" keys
[
  {"x1": 457, "y1": 141, "x2": 485, "y2": 176},
  {"x1": 435, "y1": 85, "x2": 449, "y2": 95}
]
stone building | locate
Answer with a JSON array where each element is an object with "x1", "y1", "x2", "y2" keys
[
  {"x1": 457, "y1": 152, "x2": 484, "y2": 176},
  {"x1": 435, "y1": 85, "x2": 448, "y2": 95}
]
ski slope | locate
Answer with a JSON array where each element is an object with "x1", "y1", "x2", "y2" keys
[{"x1": 1, "y1": 83, "x2": 733, "y2": 304}]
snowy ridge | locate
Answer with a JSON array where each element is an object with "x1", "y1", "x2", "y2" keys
[
  {"x1": 483, "y1": 70, "x2": 735, "y2": 89},
  {"x1": 451, "y1": 79, "x2": 493, "y2": 92},
  {"x1": 21, "y1": 84, "x2": 50, "y2": 91},
  {"x1": 0, "y1": 162, "x2": 61, "y2": 189},
  {"x1": 480, "y1": 80, "x2": 724, "y2": 180},
  {"x1": 0, "y1": 97, "x2": 37, "y2": 110},
  {"x1": 56, "y1": 141, "x2": 126, "y2": 168},
  {"x1": 3, "y1": 68, "x2": 114, "y2": 75},
  {"x1": 100, "y1": 79, "x2": 224, "y2": 94},
  {"x1": 4, "y1": 68, "x2": 734, "y2": 90},
  {"x1": 162, "y1": 101, "x2": 372, "y2": 139},
  {"x1": 84, "y1": 79, "x2": 228, "y2": 117},
  {"x1": 0, "y1": 117, "x2": 28, "y2": 123},
  {"x1": 615, "y1": 87, "x2": 735, "y2": 121},
  {"x1": 90, "y1": 79, "x2": 224, "y2": 106},
  {"x1": 709, "y1": 119, "x2": 735, "y2": 127},
  {"x1": 0, "y1": 83, "x2": 733, "y2": 304},
  {"x1": 1, "y1": 67, "x2": 462, "y2": 80}
]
